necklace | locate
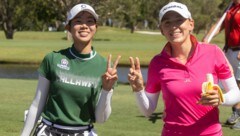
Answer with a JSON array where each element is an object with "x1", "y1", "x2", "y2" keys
[
  {"x1": 170, "y1": 44, "x2": 194, "y2": 61},
  {"x1": 176, "y1": 56, "x2": 188, "y2": 60},
  {"x1": 171, "y1": 48, "x2": 189, "y2": 60}
]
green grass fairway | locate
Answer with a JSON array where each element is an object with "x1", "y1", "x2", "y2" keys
[
  {"x1": 0, "y1": 78, "x2": 238, "y2": 136},
  {"x1": 0, "y1": 27, "x2": 225, "y2": 66},
  {"x1": 0, "y1": 27, "x2": 230, "y2": 135}
]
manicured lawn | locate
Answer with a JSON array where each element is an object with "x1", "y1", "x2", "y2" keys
[
  {"x1": 0, "y1": 27, "x2": 230, "y2": 135},
  {"x1": 0, "y1": 78, "x2": 238, "y2": 136},
  {"x1": 0, "y1": 27, "x2": 225, "y2": 66}
]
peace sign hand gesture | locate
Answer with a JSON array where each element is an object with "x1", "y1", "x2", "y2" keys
[
  {"x1": 102, "y1": 54, "x2": 121, "y2": 91},
  {"x1": 128, "y1": 57, "x2": 145, "y2": 92}
]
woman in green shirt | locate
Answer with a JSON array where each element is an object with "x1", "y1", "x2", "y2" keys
[{"x1": 21, "y1": 3, "x2": 121, "y2": 136}]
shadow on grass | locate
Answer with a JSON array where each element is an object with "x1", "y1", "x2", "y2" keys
[
  {"x1": 136, "y1": 112, "x2": 163, "y2": 124},
  {"x1": 221, "y1": 122, "x2": 233, "y2": 128}
]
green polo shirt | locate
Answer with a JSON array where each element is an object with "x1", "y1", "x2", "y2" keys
[{"x1": 38, "y1": 46, "x2": 107, "y2": 126}]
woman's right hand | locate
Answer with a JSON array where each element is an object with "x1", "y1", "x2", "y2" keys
[{"x1": 128, "y1": 57, "x2": 145, "y2": 92}]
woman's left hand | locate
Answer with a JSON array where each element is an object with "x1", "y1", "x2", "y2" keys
[
  {"x1": 102, "y1": 54, "x2": 121, "y2": 91},
  {"x1": 198, "y1": 89, "x2": 221, "y2": 106}
]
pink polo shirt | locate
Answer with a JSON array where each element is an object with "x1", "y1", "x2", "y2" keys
[{"x1": 145, "y1": 36, "x2": 231, "y2": 136}]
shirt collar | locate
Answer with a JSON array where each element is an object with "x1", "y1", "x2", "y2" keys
[
  {"x1": 69, "y1": 45, "x2": 96, "y2": 60},
  {"x1": 162, "y1": 35, "x2": 198, "y2": 58}
]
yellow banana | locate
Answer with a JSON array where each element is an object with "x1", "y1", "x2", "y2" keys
[{"x1": 202, "y1": 73, "x2": 224, "y2": 103}]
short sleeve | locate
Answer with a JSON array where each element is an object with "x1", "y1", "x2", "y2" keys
[
  {"x1": 215, "y1": 46, "x2": 232, "y2": 79},
  {"x1": 38, "y1": 53, "x2": 52, "y2": 80},
  {"x1": 145, "y1": 57, "x2": 161, "y2": 93}
]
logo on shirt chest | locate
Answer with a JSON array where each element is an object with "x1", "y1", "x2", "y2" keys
[
  {"x1": 57, "y1": 59, "x2": 70, "y2": 70},
  {"x1": 57, "y1": 71, "x2": 101, "y2": 89}
]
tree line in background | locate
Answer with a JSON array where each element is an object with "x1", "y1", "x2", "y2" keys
[{"x1": 0, "y1": 0, "x2": 232, "y2": 39}]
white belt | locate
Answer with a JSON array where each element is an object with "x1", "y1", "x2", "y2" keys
[{"x1": 42, "y1": 118, "x2": 93, "y2": 131}]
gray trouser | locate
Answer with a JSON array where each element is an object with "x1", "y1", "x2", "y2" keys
[
  {"x1": 33, "y1": 122, "x2": 97, "y2": 136},
  {"x1": 225, "y1": 49, "x2": 240, "y2": 81}
]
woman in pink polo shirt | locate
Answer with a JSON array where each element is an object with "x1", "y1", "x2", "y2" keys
[{"x1": 128, "y1": 2, "x2": 240, "y2": 136}]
